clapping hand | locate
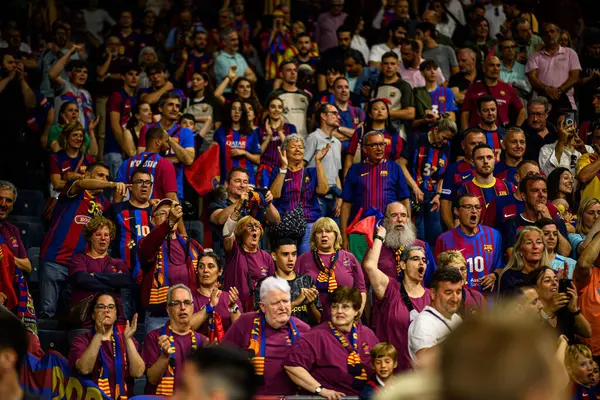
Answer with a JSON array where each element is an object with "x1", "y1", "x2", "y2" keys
[
  {"x1": 315, "y1": 144, "x2": 330, "y2": 162},
  {"x1": 228, "y1": 287, "x2": 240, "y2": 308},
  {"x1": 158, "y1": 335, "x2": 175, "y2": 357},
  {"x1": 124, "y1": 314, "x2": 138, "y2": 340},
  {"x1": 277, "y1": 146, "x2": 288, "y2": 169}
]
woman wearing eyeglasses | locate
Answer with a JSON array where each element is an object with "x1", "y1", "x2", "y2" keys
[
  {"x1": 296, "y1": 217, "x2": 366, "y2": 322},
  {"x1": 69, "y1": 293, "x2": 144, "y2": 399},
  {"x1": 189, "y1": 251, "x2": 242, "y2": 342},
  {"x1": 343, "y1": 98, "x2": 404, "y2": 178},
  {"x1": 223, "y1": 215, "x2": 275, "y2": 312},
  {"x1": 363, "y1": 224, "x2": 430, "y2": 372},
  {"x1": 68, "y1": 216, "x2": 133, "y2": 329}
]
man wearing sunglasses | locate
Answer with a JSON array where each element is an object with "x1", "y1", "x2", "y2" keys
[{"x1": 138, "y1": 198, "x2": 204, "y2": 332}]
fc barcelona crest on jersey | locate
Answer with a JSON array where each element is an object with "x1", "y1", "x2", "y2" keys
[
  {"x1": 484, "y1": 244, "x2": 493, "y2": 253},
  {"x1": 499, "y1": 191, "x2": 507, "y2": 196},
  {"x1": 380, "y1": 170, "x2": 388, "y2": 176}
]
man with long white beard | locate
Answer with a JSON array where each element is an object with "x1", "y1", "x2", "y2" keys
[{"x1": 372, "y1": 202, "x2": 436, "y2": 286}]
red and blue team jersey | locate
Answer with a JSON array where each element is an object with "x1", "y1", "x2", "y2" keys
[
  {"x1": 41, "y1": 188, "x2": 110, "y2": 265},
  {"x1": 115, "y1": 152, "x2": 178, "y2": 199},
  {"x1": 269, "y1": 167, "x2": 321, "y2": 223},
  {"x1": 138, "y1": 86, "x2": 186, "y2": 113},
  {"x1": 481, "y1": 126, "x2": 505, "y2": 162},
  {"x1": 255, "y1": 123, "x2": 297, "y2": 188},
  {"x1": 139, "y1": 122, "x2": 195, "y2": 200},
  {"x1": 25, "y1": 93, "x2": 52, "y2": 136},
  {"x1": 213, "y1": 126, "x2": 261, "y2": 185},
  {"x1": 49, "y1": 150, "x2": 96, "y2": 177},
  {"x1": 457, "y1": 177, "x2": 515, "y2": 222},
  {"x1": 104, "y1": 88, "x2": 137, "y2": 154},
  {"x1": 572, "y1": 383, "x2": 598, "y2": 400},
  {"x1": 57, "y1": 82, "x2": 94, "y2": 130},
  {"x1": 184, "y1": 53, "x2": 213, "y2": 85},
  {"x1": 494, "y1": 161, "x2": 518, "y2": 187},
  {"x1": 342, "y1": 159, "x2": 410, "y2": 222},
  {"x1": 482, "y1": 194, "x2": 523, "y2": 229},
  {"x1": 441, "y1": 160, "x2": 475, "y2": 202},
  {"x1": 405, "y1": 132, "x2": 450, "y2": 192},
  {"x1": 293, "y1": 55, "x2": 320, "y2": 72},
  {"x1": 435, "y1": 224, "x2": 503, "y2": 292},
  {"x1": 107, "y1": 201, "x2": 152, "y2": 284},
  {"x1": 336, "y1": 105, "x2": 365, "y2": 154},
  {"x1": 428, "y1": 86, "x2": 458, "y2": 114},
  {"x1": 347, "y1": 126, "x2": 404, "y2": 162}
]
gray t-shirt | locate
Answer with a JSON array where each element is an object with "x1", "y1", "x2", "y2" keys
[
  {"x1": 304, "y1": 128, "x2": 342, "y2": 186},
  {"x1": 422, "y1": 44, "x2": 458, "y2": 78}
]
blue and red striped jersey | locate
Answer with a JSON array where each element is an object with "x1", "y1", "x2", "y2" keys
[
  {"x1": 184, "y1": 53, "x2": 213, "y2": 84},
  {"x1": 457, "y1": 177, "x2": 515, "y2": 222},
  {"x1": 104, "y1": 88, "x2": 137, "y2": 154},
  {"x1": 49, "y1": 150, "x2": 95, "y2": 177},
  {"x1": 482, "y1": 194, "x2": 523, "y2": 229},
  {"x1": 41, "y1": 187, "x2": 110, "y2": 265},
  {"x1": 481, "y1": 126, "x2": 505, "y2": 162},
  {"x1": 115, "y1": 152, "x2": 177, "y2": 199},
  {"x1": 107, "y1": 201, "x2": 152, "y2": 283},
  {"x1": 347, "y1": 127, "x2": 404, "y2": 162},
  {"x1": 405, "y1": 132, "x2": 450, "y2": 192},
  {"x1": 269, "y1": 167, "x2": 322, "y2": 223},
  {"x1": 213, "y1": 126, "x2": 261, "y2": 185},
  {"x1": 428, "y1": 86, "x2": 458, "y2": 114},
  {"x1": 342, "y1": 159, "x2": 410, "y2": 222},
  {"x1": 435, "y1": 224, "x2": 503, "y2": 292},
  {"x1": 494, "y1": 161, "x2": 518, "y2": 187},
  {"x1": 256, "y1": 123, "x2": 297, "y2": 170},
  {"x1": 441, "y1": 160, "x2": 475, "y2": 201}
]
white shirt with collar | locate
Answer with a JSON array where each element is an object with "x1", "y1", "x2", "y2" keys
[
  {"x1": 538, "y1": 142, "x2": 594, "y2": 177},
  {"x1": 408, "y1": 305, "x2": 462, "y2": 366}
]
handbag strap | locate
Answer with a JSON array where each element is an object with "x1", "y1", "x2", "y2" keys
[
  {"x1": 297, "y1": 168, "x2": 306, "y2": 208},
  {"x1": 441, "y1": 3, "x2": 463, "y2": 26}
]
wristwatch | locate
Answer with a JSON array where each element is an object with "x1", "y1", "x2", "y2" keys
[
  {"x1": 315, "y1": 386, "x2": 323, "y2": 395},
  {"x1": 229, "y1": 305, "x2": 240, "y2": 313}
]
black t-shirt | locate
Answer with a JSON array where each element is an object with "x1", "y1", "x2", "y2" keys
[
  {"x1": 502, "y1": 214, "x2": 568, "y2": 251},
  {"x1": 578, "y1": 54, "x2": 600, "y2": 121},
  {"x1": 523, "y1": 122, "x2": 558, "y2": 162}
]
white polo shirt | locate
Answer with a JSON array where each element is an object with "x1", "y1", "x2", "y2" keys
[{"x1": 408, "y1": 305, "x2": 462, "y2": 366}]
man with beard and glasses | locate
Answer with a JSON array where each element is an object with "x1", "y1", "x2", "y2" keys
[
  {"x1": 502, "y1": 174, "x2": 571, "y2": 257},
  {"x1": 363, "y1": 227, "x2": 431, "y2": 371},
  {"x1": 142, "y1": 284, "x2": 208, "y2": 396},
  {"x1": 108, "y1": 168, "x2": 154, "y2": 319},
  {"x1": 408, "y1": 266, "x2": 463, "y2": 369},
  {"x1": 115, "y1": 127, "x2": 178, "y2": 203},
  {"x1": 527, "y1": 23, "x2": 581, "y2": 122},
  {"x1": 435, "y1": 194, "x2": 503, "y2": 296},
  {"x1": 175, "y1": 26, "x2": 213, "y2": 85},
  {"x1": 456, "y1": 144, "x2": 515, "y2": 225},
  {"x1": 368, "y1": 21, "x2": 406, "y2": 68},
  {"x1": 494, "y1": 127, "x2": 526, "y2": 187},
  {"x1": 368, "y1": 202, "x2": 436, "y2": 285}
]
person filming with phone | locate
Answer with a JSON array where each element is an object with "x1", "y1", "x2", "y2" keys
[{"x1": 522, "y1": 266, "x2": 591, "y2": 341}]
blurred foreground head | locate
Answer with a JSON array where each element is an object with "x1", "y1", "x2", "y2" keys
[{"x1": 440, "y1": 313, "x2": 567, "y2": 400}]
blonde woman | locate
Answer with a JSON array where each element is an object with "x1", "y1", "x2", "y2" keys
[
  {"x1": 499, "y1": 226, "x2": 550, "y2": 295},
  {"x1": 223, "y1": 215, "x2": 275, "y2": 312},
  {"x1": 296, "y1": 217, "x2": 366, "y2": 322},
  {"x1": 437, "y1": 250, "x2": 486, "y2": 316},
  {"x1": 568, "y1": 198, "x2": 600, "y2": 258}
]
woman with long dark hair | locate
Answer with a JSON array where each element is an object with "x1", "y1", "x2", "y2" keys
[
  {"x1": 183, "y1": 71, "x2": 222, "y2": 135},
  {"x1": 213, "y1": 100, "x2": 262, "y2": 185},
  {"x1": 343, "y1": 98, "x2": 404, "y2": 177},
  {"x1": 122, "y1": 101, "x2": 153, "y2": 157}
]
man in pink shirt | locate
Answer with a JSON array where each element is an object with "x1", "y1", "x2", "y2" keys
[
  {"x1": 315, "y1": 0, "x2": 347, "y2": 52},
  {"x1": 526, "y1": 23, "x2": 581, "y2": 120},
  {"x1": 398, "y1": 39, "x2": 445, "y2": 88}
]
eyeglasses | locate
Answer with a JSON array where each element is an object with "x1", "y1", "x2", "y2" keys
[
  {"x1": 95, "y1": 304, "x2": 116, "y2": 311},
  {"x1": 133, "y1": 179, "x2": 153, "y2": 186},
  {"x1": 408, "y1": 256, "x2": 429, "y2": 264},
  {"x1": 459, "y1": 204, "x2": 483, "y2": 211},
  {"x1": 364, "y1": 142, "x2": 386, "y2": 148},
  {"x1": 529, "y1": 112, "x2": 547, "y2": 118},
  {"x1": 168, "y1": 300, "x2": 193, "y2": 308},
  {"x1": 244, "y1": 222, "x2": 262, "y2": 231}
]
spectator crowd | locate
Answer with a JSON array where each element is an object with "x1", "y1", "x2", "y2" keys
[{"x1": 1, "y1": 0, "x2": 600, "y2": 398}]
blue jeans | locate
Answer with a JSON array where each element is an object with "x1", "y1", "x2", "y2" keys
[
  {"x1": 104, "y1": 152, "x2": 123, "y2": 179},
  {"x1": 414, "y1": 190, "x2": 443, "y2": 248},
  {"x1": 317, "y1": 196, "x2": 339, "y2": 224},
  {"x1": 145, "y1": 312, "x2": 169, "y2": 333},
  {"x1": 39, "y1": 261, "x2": 69, "y2": 318},
  {"x1": 298, "y1": 222, "x2": 314, "y2": 255}
]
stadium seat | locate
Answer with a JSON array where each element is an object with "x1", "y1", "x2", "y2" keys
[
  {"x1": 11, "y1": 189, "x2": 45, "y2": 218},
  {"x1": 38, "y1": 329, "x2": 69, "y2": 355},
  {"x1": 27, "y1": 247, "x2": 40, "y2": 284},
  {"x1": 133, "y1": 376, "x2": 147, "y2": 396},
  {"x1": 186, "y1": 220, "x2": 204, "y2": 245},
  {"x1": 13, "y1": 221, "x2": 45, "y2": 249}
]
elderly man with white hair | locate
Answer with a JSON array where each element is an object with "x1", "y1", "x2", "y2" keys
[
  {"x1": 141, "y1": 284, "x2": 208, "y2": 396},
  {"x1": 223, "y1": 276, "x2": 311, "y2": 395}
]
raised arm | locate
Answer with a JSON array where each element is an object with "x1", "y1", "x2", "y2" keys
[
  {"x1": 363, "y1": 225, "x2": 390, "y2": 300},
  {"x1": 48, "y1": 46, "x2": 81, "y2": 87},
  {"x1": 574, "y1": 230, "x2": 600, "y2": 290}
]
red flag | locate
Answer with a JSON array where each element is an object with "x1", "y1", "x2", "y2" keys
[
  {"x1": 347, "y1": 216, "x2": 378, "y2": 249},
  {"x1": 185, "y1": 143, "x2": 221, "y2": 196}
]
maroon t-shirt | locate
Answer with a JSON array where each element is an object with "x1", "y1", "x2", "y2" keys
[
  {"x1": 68, "y1": 253, "x2": 130, "y2": 304},
  {"x1": 296, "y1": 250, "x2": 366, "y2": 322},
  {"x1": 0, "y1": 221, "x2": 26, "y2": 258},
  {"x1": 463, "y1": 286, "x2": 486, "y2": 316},
  {"x1": 68, "y1": 331, "x2": 139, "y2": 398},
  {"x1": 192, "y1": 289, "x2": 243, "y2": 336},
  {"x1": 462, "y1": 80, "x2": 524, "y2": 127},
  {"x1": 223, "y1": 241, "x2": 274, "y2": 303},
  {"x1": 222, "y1": 312, "x2": 311, "y2": 395},
  {"x1": 373, "y1": 280, "x2": 430, "y2": 371},
  {"x1": 283, "y1": 322, "x2": 379, "y2": 395},
  {"x1": 141, "y1": 326, "x2": 209, "y2": 395},
  {"x1": 375, "y1": 241, "x2": 428, "y2": 282}
]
